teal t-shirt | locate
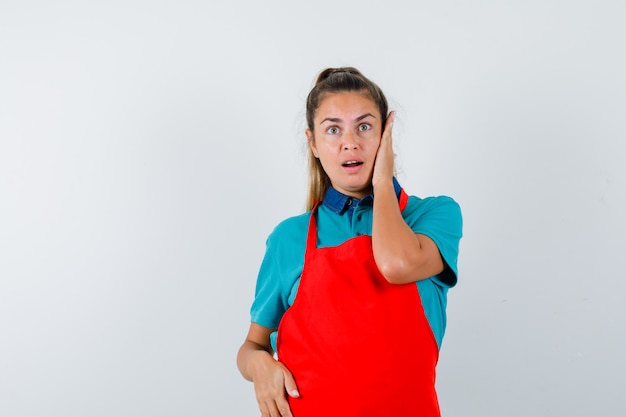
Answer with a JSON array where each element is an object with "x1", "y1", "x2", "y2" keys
[{"x1": 251, "y1": 180, "x2": 463, "y2": 351}]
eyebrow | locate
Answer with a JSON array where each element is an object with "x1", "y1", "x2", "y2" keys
[{"x1": 319, "y1": 113, "x2": 377, "y2": 125}]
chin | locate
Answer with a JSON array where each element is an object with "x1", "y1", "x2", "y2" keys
[{"x1": 347, "y1": 185, "x2": 373, "y2": 198}]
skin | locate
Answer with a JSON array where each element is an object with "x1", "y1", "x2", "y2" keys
[
  {"x1": 307, "y1": 92, "x2": 383, "y2": 199},
  {"x1": 237, "y1": 91, "x2": 445, "y2": 417}
]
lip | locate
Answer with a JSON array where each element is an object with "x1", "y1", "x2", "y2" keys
[{"x1": 341, "y1": 159, "x2": 364, "y2": 173}]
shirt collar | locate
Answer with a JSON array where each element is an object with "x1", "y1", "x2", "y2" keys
[{"x1": 322, "y1": 177, "x2": 402, "y2": 215}]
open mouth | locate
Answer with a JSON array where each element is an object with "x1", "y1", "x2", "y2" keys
[{"x1": 342, "y1": 161, "x2": 363, "y2": 167}]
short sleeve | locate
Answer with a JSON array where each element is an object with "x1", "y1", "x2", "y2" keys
[
  {"x1": 250, "y1": 235, "x2": 288, "y2": 329},
  {"x1": 403, "y1": 196, "x2": 463, "y2": 287},
  {"x1": 249, "y1": 214, "x2": 309, "y2": 329}
]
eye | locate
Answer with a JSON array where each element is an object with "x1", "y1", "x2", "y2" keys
[
  {"x1": 358, "y1": 123, "x2": 371, "y2": 132},
  {"x1": 326, "y1": 126, "x2": 340, "y2": 134}
]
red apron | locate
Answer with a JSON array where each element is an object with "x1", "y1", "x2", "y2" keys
[{"x1": 277, "y1": 190, "x2": 440, "y2": 417}]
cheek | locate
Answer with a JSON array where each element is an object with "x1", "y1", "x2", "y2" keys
[
  {"x1": 367, "y1": 134, "x2": 382, "y2": 150},
  {"x1": 317, "y1": 138, "x2": 341, "y2": 155}
]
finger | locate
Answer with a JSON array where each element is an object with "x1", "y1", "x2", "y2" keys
[
  {"x1": 258, "y1": 402, "x2": 269, "y2": 417},
  {"x1": 258, "y1": 387, "x2": 292, "y2": 417},
  {"x1": 259, "y1": 398, "x2": 281, "y2": 417},
  {"x1": 258, "y1": 396, "x2": 282, "y2": 417},
  {"x1": 383, "y1": 110, "x2": 396, "y2": 135},
  {"x1": 268, "y1": 399, "x2": 293, "y2": 417},
  {"x1": 283, "y1": 371, "x2": 300, "y2": 398},
  {"x1": 260, "y1": 402, "x2": 278, "y2": 417},
  {"x1": 261, "y1": 394, "x2": 293, "y2": 417},
  {"x1": 275, "y1": 399, "x2": 294, "y2": 417}
]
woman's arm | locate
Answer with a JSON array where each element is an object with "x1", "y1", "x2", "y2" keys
[
  {"x1": 371, "y1": 112, "x2": 444, "y2": 284},
  {"x1": 237, "y1": 323, "x2": 299, "y2": 417}
]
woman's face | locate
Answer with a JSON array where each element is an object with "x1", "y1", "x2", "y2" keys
[{"x1": 307, "y1": 91, "x2": 383, "y2": 199}]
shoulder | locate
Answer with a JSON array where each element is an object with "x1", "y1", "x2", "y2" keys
[
  {"x1": 266, "y1": 211, "x2": 311, "y2": 247},
  {"x1": 404, "y1": 195, "x2": 462, "y2": 224},
  {"x1": 403, "y1": 194, "x2": 463, "y2": 260}
]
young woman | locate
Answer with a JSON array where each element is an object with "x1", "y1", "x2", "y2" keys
[{"x1": 237, "y1": 67, "x2": 462, "y2": 417}]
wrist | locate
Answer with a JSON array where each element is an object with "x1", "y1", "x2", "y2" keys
[{"x1": 372, "y1": 177, "x2": 395, "y2": 193}]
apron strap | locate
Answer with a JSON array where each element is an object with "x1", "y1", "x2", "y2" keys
[
  {"x1": 399, "y1": 188, "x2": 409, "y2": 211},
  {"x1": 305, "y1": 202, "x2": 321, "y2": 255}
]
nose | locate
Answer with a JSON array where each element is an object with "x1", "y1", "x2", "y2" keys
[{"x1": 342, "y1": 131, "x2": 358, "y2": 150}]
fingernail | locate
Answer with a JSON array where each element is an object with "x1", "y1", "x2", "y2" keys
[{"x1": 290, "y1": 389, "x2": 300, "y2": 397}]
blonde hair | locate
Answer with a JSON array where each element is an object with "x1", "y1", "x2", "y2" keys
[{"x1": 305, "y1": 67, "x2": 389, "y2": 210}]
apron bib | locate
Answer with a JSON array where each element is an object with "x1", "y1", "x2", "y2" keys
[{"x1": 277, "y1": 190, "x2": 440, "y2": 417}]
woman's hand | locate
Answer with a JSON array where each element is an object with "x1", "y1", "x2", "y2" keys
[
  {"x1": 370, "y1": 110, "x2": 446, "y2": 284},
  {"x1": 237, "y1": 323, "x2": 299, "y2": 417},
  {"x1": 249, "y1": 351, "x2": 299, "y2": 417},
  {"x1": 372, "y1": 110, "x2": 396, "y2": 188}
]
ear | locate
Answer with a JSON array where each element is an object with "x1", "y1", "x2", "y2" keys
[{"x1": 306, "y1": 129, "x2": 319, "y2": 158}]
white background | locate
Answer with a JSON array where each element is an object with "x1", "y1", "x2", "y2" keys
[{"x1": 1, "y1": 0, "x2": 625, "y2": 416}]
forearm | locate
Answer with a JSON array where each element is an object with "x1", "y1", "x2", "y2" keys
[{"x1": 372, "y1": 180, "x2": 426, "y2": 284}]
